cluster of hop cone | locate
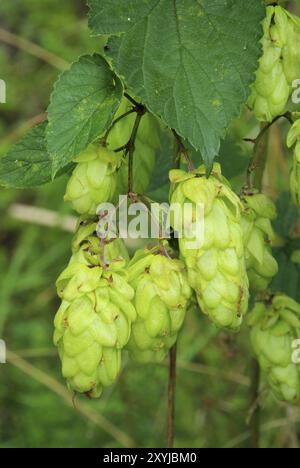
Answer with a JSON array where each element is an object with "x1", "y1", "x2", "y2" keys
[
  {"x1": 54, "y1": 5, "x2": 300, "y2": 403},
  {"x1": 250, "y1": 4, "x2": 300, "y2": 209}
]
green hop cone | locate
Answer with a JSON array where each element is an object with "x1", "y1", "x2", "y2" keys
[
  {"x1": 287, "y1": 119, "x2": 300, "y2": 211},
  {"x1": 241, "y1": 191, "x2": 278, "y2": 292},
  {"x1": 248, "y1": 294, "x2": 300, "y2": 402},
  {"x1": 54, "y1": 225, "x2": 136, "y2": 398},
  {"x1": 248, "y1": 6, "x2": 290, "y2": 122},
  {"x1": 64, "y1": 145, "x2": 120, "y2": 215},
  {"x1": 169, "y1": 164, "x2": 249, "y2": 330},
  {"x1": 282, "y1": 11, "x2": 300, "y2": 84},
  {"x1": 107, "y1": 97, "x2": 161, "y2": 194},
  {"x1": 126, "y1": 247, "x2": 192, "y2": 363}
]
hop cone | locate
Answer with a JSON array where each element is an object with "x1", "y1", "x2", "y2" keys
[
  {"x1": 54, "y1": 224, "x2": 136, "y2": 398},
  {"x1": 126, "y1": 248, "x2": 192, "y2": 363},
  {"x1": 282, "y1": 10, "x2": 300, "y2": 84},
  {"x1": 107, "y1": 97, "x2": 161, "y2": 194},
  {"x1": 64, "y1": 145, "x2": 120, "y2": 215},
  {"x1": 287, "y1": 120, "x2": 300, "y2": 210},
  {"x1": 241, "y1": 192, "x2": 278, "y2": 291},
  {"x1": 248, "y1": 294, "x2": 300, "y2": 402},
  {"x1": 169, "y1": 164, "x2": 249, "y2": 330},
  {"x1": 248, "y1": 6, "x2": 290, "y2": 122}
]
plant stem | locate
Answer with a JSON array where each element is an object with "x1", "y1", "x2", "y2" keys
[
  {"x1": 247, "y1": 123, "x2": 269, "y2": 189},
  {"x1": 249, "y1": 359, "x2": 261, "y2": 448},
  {"x1": 165, "y1": 134, "x2": 185, "y2": 448},
  {"x1": 172, "y1": 129, "x2": 194, "y2": 171},
  {"x1": 127, "y1": 110, "x2": 145, "y2": 194},
  {"x1": 245, "y1": 112, "x2": 293, "y2": 189},
  {"x1": 245, "y1": 123, "x2": 269, "y2": 448},
  {"x1": 124, "y1": 92, "x2": 141, "y2": 107},
  {"x1": 167, "y1": 344, "x2": 177, "y2": 448}
]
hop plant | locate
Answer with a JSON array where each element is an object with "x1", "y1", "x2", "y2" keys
[
  {"x1": 64, "y1": 145, "x2": 120, "y2": 215},
  {"x1": 248, "y1": 6, "x2": 298, "y2": 122},
  {"x1": 248, "y1": 294, "x2": 300, "y2": 402},
  {"x1": 53, "y1": 223, "x2": 136, "y2": 398},
  {"x1": 287, "y1": 119, "x2": 300, "y2": 211},
  {"x1": 169, "y1": 164, "x2": 249, "y2": 330},
  {"x1": 106, "y1": 97, "x2": 161, "y2": 195},
  {"x1": 241, "y1": 191, "x2": 278, "y2": 292},
  {"x1": 126, "y1": 247, "x2": 192, "y2": 363}
]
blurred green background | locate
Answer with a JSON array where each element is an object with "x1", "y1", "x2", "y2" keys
[{"x1": 1, "y1": 0, "x2": 300, "y2": 449}]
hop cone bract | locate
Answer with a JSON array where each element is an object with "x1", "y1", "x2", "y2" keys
[
  {"x1": 169, "y1": 164, "x2": 249, "y2": 330},
  {"x1": 241, "y1": 192, "x2": 278, "y2": 291},
  {"x1": 248, "y1": 294, "x2": 300, "y2": 402},
  {"x1": 126, "y1": 248, "x2": 192, "y2": 363}
]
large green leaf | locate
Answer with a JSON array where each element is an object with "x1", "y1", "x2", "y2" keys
[
  {"x1": 89, "y1": 0, "x2": 265, "y2": 167},
  {"x1": 0, "y1": 123, "x2": 52, "y2": 188},
  {"x1": 88, "y1": 0, "x2": 158, "y2": 34},
  {"x1": 46, "y1": 54, "x2": 123, "y2": 177}
]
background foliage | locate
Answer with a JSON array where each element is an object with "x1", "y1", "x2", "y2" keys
[{"x1": 1, "y1": 0, "x2": 300, "y2": 448}]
